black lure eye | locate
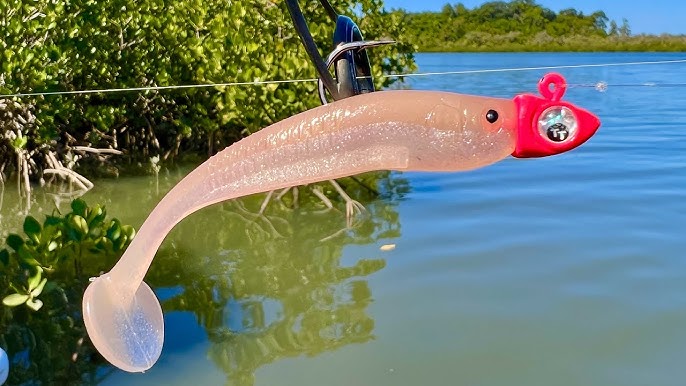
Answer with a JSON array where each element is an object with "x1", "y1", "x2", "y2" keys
[{"x1": 485, "y1": 109, "x2": 499, "y2": 123}]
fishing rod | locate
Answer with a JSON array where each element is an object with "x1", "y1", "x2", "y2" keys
[{"x1": 284, "y1": 0, "x2": 395, "y2": 104}]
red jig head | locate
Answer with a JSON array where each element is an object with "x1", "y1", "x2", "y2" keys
[{"x1": 512, "y1": 73, "x2": 600, "y2": 158}]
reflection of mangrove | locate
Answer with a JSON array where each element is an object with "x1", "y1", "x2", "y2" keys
[
  {"x1": 0, "y1": 171, "x2": 407, "y2": 384},
  {"x1": 147, "y1": 173, "x2": 406, "y2": 385},
  {"x1": 0, "y1": 293, "x2": 111, "y2": 385}
]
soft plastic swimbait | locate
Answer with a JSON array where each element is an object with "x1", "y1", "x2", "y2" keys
[{"x1": 82, "y1": 72, "x2": 600, "y2": 372}]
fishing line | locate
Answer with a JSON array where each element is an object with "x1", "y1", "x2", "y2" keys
[
  {"x1": 1, "y1": 58, "x2": 685, "y2": 98},
  {"x1": 0, "y1": 78, "x2": 320, "y2": 98},
  {"x1": 568, "y1": 81, "x2": 686, "y2": 92},
  {"x1": 380, "y1": 58, "x2": 686, "y2": 79}
]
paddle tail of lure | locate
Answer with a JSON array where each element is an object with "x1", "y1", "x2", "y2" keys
[{"x1": 82, "y1": 72, "x2": 599, "y2": 373}]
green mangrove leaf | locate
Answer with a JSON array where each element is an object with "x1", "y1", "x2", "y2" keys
[
  {"x1": 6, "y1": 233, "x2": 24, "y2": 251},
  {"x1": 121, "y1": 224, "x2": 136, "y2": 240},
  {"x1": 26, "y1": 297, "x2": 43, "y2": 311},
  {"x1": 17, "y1": 246, "x2": 41, "y2": 267},
  {"x1": 113, "y1": 235, "x2": 127, "y2": 252},
  {"x1": 3, "y1": 293, "x2": 29, "y2": 307},
  {"x1": 47, "y1": 240, "x2": 58, "y2": 252},
  {"x1": 31, "y1": 278, "x2": 48, "y2": 297},
  {"x1": 71, "y1": 198, "x2": 88, "y2": 217},
  {"x1": 87, "y1": 204, "x2": 106, "y2": 227},
  {"x1": 23, "y1": 216, "x2": 42, "y2": 237},
  {"x1": 107, "y1": 220, "x2": 122, "y2": 241},
  {"x1": 68, "y1": 215, "x2": 88, "y2": 240},
  {"x1": 28, "y1": 269, "x2": 43, "y2": 291}
]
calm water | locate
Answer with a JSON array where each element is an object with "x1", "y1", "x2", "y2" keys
[{"x1": 1, "y1": 52, "x2": 685, "y2": 385}]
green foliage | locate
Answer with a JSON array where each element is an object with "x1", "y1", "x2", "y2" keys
[
  {"x1": 0, "y1": 198, "x2": 135, "y2": 384},
  {"x1": 0, "y1": 0, "x2": 415, "y2": 180},
  {"x1": 1, "y1": 199, "x2": 134, "y2": 311},
  {"x1": 395, "y1": 0, "x2": 686, "y2": 52}
]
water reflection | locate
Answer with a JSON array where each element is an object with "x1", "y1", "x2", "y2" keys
[
  {"x1": 0, "y1": 169, "x2": 407, "y2": 384},
  {"x1": 145, "y1": 179, "x2": 405, "y2": 385}
]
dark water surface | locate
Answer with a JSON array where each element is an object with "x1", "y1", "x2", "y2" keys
[{"x1": 1, "y1": 52, "x2": 685, "y2": 385}]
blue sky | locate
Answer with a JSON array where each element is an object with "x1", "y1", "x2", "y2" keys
[{"x1": 383, "y1": 0, "x2": 685, "y2": 35}]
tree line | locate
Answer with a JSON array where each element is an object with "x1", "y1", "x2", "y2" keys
[
  {"x1": 0, "y1": 0, "x2": 414, "y2": 192},
  {"x1": 395, "y1": 0, "x2": 686, "y2": 51}
]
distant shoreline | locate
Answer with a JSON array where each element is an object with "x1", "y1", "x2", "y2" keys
[
  {"x1": 396, "y1": 3, "x2": 686, "y2": 53},
  {"x1": 408, "y1": 35, "x2": 686, "y2": 53}
]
